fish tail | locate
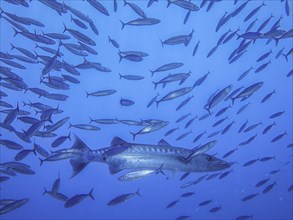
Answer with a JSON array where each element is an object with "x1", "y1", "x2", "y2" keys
[
  {"x1": 86, "y1": 91, "x2": 89, "y2": 98},
  {"x1": 120, "y1": 20, "x2": 125, "y2": 30},
  {"x1": 136, "y1": 188, "x2": 142, "y2": 197},
  {"x1": 274, "y1": 37, "x2": 280, "y2": 47},
  {"x1": 67, "y1": 132, "x2": 71, "y2": 141},
  {"x1": 118, "y1": 73, "x2": 123, "y2": 79},
  {"x1": 130, "y1": 132, "x2": 136, "y2": 141},
  {"x1": 68, "y1": 122, "x2": 72, "y2": 129},
  {"x1": 42, "y1": 187, "x2": 48, "y2": 195},
  {"x1": 12, "y1": 27, "x2": 19, "y2": 37},
  {"x1": 118, "y1": 52, "x2": 123, "y2": 63},
  {"x1": 157, "y1": 164, "x2": 165, "y2": 176},
  {"x1": 231, "y1": 97, "x2": 236, "y2": 105},
  {"x1": 88, "y1": 188, "x2": 95, "y2": 200},
  {"x1": 38, "y1": 157, "x2": 44, "y2": 166},
  {"x1": 123, "y1": 0, "x2": 127, "y2": 6},
  {"x1": 10, "y1": 43, "x2": 15, "y2": 51},
  {"x1": 89, "y1": 116, "x2": 93, "y2": 124},
  {"x1": 281, "y1": 53, "x2": 288, "y2": 62},
  {"x1": 160, "y1": 39, "x2": 164, "y2": 47},
  {"x1": 152, "y1": 81, "x2": 158, "y2": 89},
  {"x1": 150, "y1": 70, "x2": 155, "y2": 77},
  {"x1": 155, "y1": 100, "x2": 160, "y2": 108},
  {"x1": 236, "y1": 34, "x2": 241, "y2": 40},
  {"x1": 62, "y1": 23, "x2": 67, "y2": 33},
  {"x1": 166, "y1": 0, "x2": 171, "y2": 8},
  {"x1": 108, "y1": 36, "x2": 111, "y2": 42}
]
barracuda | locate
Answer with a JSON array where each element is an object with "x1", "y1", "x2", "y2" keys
[{"x1": 66, "y1": 136, "x2": 231, "y2": 177}]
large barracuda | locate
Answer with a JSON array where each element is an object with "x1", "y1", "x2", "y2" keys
[{"x1": 60, "y1": 136, "x2": 231, "y2": 177}]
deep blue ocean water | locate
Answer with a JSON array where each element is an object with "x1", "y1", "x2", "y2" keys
[{"x1": 0, "y1": 0, "x2": 292, "y2": 219}]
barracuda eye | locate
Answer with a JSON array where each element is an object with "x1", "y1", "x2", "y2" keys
[{"x1": 207, "y1": 156, "x2": 212, "y2": 161}]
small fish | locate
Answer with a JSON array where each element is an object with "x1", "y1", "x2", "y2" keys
[
  {"x1": 221, "y1": 120, "x2": 235, "y2": 135},
  {"x1": 257, "y1": 49, "x2": 272, "y2": 62},
  {"x1": 176, "y1": 131, "x2": 192, "y2": 141},
  {"x1": 118, "y1": 165, "x2": 164, "y2": 181},
  {"x1": 0, "y1": 198, "x2": 29, "y2": 215},
  {"x1": 241, "y1": 193, "x2": 258, "y2": 201},
  {"x1": 107, "y1": 188, "x2": 141, "y2": 206},
  {"x1": 164, "y1": 126, "x2": 179, "y2": 137},
  {"x1": 69, "y1": 123, "x2": 101, "y2": 131},
  {"x1": 180, "y1": 172, "x2": 191, "y2": 181},
  {"x1": 52, "y1": 172, "x2": 61, "y2": 194},
  {"x1": 271, "y1": 131, "x2": 287, "y2": 143},
  {"x1": 269, "y1": 111, "x2": 285, "y2": 119},
  {"x1": 120, "y1": 18, "x2": 160, "y2": 30},
  {"x1": 130, "y1": 121, "x2": 169, "y2": 140},
  {"x1": 14, "y1": 149, "x2": 33, "y2": 161},
  {"x1": 198, "y1": 199, "x2": 212, "y2": 206},
  {"x1": 180, "y1": 192, "x2": 195, "y2": 198},
  {"x1": 120, "y1": 98, "x2": 135, "y2": 106},
  {"x1": 0, "y1": 139, "x2": 23, "y2": 150},
  {"x1": 86, "y1": 90, "x2": 117, "y2": 97},
  {"x1": 243, "y1": 158, "x2": 259, "y2": 167},
  {"x1": 51, "y1": 133, "x2": 71, "y2": 148},
  {"x1": 209, "y1": 206, "x2": 222, "y2": 213},
  {"x1": 255, "y1": 60, "x2": 271, "y2": 73},
  {"x1": 150, "y1": 62, "x2": 184, "y2": 76},
  {"x1": 65, "y1": 188, "x2": 94, "y2": 208},
  {"x1": 262, "y1": 182, "x2": 277, "y2": 194},
  {"x1": 255, "y1": 178, "x2": 270, "y2": 187},
  {"x1": 166, "y1": 199, "x2": 180, "y2": 208},
  {"x1": 261, "y1": 90, "x2": 276, "y2": 103},
  {"x1": 235, "y1": 215, "x2": 254, "y2": 220},
  {"x1": 244, "y1": 2, "x2": 265, "y2": 22},
  {"x1": 119, "y1": 73, "x2": 144, "y2": 80},
  {"x1": 223, "y1": 148, "x2": 238, "y2": 158},
  {"x1": 192, "y1": 131, "x2": 206, "y2": 143}
]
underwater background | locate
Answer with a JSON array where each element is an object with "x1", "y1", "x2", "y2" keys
[{"x1": 0, "y1": 0, "x2": 292, "y2": 219}]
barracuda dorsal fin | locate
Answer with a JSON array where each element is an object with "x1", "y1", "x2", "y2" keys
[
  {"x1": 72, "y1": 135, "x2": 91, "y2": 151},
  {"x1": 158, "y1": 139, "x2": 172, "y2": 147},
  {"x1": 109, "y1": 164, "x2": 123, "y2": 174},
  {"x1": 111, "y1": 136, "x2": 129, "y2": 146},
  {"x1": 70, "y1": 156, "x2": 89, "y2": 178}
]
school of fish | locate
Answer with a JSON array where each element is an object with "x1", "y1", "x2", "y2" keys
[{"x1": 0, "y1": 0, "x2": 292, "y2": 219}]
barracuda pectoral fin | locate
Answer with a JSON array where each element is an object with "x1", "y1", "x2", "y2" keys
[
  {"x1": 109, "y1": 164, "x2": 123, "y2": 174},
  {"x1": 70, "y1": 156, "x2": 89, "y2": 178}
]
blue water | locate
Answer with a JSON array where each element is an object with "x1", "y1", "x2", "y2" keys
[{"x1": 0, "y1": 0, "x2": 292, "y2": 219}]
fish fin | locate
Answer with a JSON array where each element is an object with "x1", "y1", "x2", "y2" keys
[
  {"x1": 118, "y1": 52, "x2": 123, "y2": 63},
  {"x1": 42, "y1": 187, "x2": 48, "y2": 195},
  {"x1": 157, "y1": 164, "x2": 165, "y2": 176},
  {"x1": 136, "y1": 188, "x2": 142, "y2": 197},
  {"x1": 71, "y1": 135, "x2": 91, "y2": 151},
  {"x1": 129, "y1": 132, "x2": 136, "y2": 141},
  {"x1": 108, "y1": 164, "x2": 123, "y2": 174},
  {"x1": 88, "y1": 188, "x2": 94, "y2": 200},
  {"x1": 111, "y1": 136, "x2": 129, "y2": 146},
  {"x1": 70, "y1": 156, "x2": 89, "y2": 178},
  {"x1": 120, "y1": 20, "x2": 125, "y2": 30},
  {"x1": 158, "y1": 139, "x2": 172, "y2": 147}
]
